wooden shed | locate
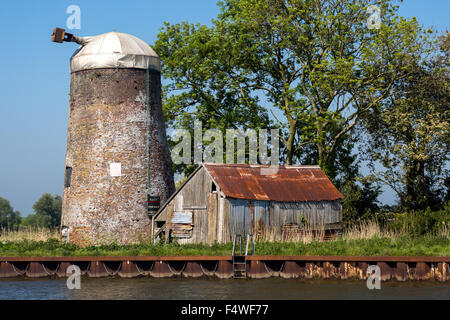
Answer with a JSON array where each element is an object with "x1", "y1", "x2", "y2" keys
[{"x1": 152, "y1": 163, "x2": 344, "y2": 244}]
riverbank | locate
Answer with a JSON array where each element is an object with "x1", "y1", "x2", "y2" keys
[
  {"x1": 0, "y1": 236, "x2": 449, "y2": 257},
  {"x1": 1, "y1": 219, "x2": 449, "y2": 257}
]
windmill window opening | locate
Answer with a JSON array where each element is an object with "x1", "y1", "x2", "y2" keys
[{"x1": 64, "y1": 167, "x2": 72, "y2": 188}]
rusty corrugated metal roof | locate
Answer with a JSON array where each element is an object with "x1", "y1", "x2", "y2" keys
[{"x1": 203, "y1": 163, "x2": 343, "y2": 202}]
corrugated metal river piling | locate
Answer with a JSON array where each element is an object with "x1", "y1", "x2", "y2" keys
[{"x1": 0, "y1": 256, "x2": 448, "y2": 281}]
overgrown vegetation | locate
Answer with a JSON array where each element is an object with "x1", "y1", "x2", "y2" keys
[
  {"x1": 0, "y1": 226, "x2": 59, "y2": 242},
  {"x1": 0, "y1": 236, "x2": 448, "y2": 257},
  {"x1": 385, "y1": 204, "x2": 450, "y2": 237},
  {"x1": 0, "y1": 216, "x2": 448, "y2": 257}
]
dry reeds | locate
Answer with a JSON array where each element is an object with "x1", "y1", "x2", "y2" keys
[
  {"x1": 232, "y1": 218, "x2": 405, "y2": 245},
  {"x1": 342, "y1": 220, "x2": 396, "y2": 240},
  {"x1": 251, "y1": 219, "x2": 328, "y2": 243},
  {"x1": 436, "y1": 221, "x2": 450, "y2": 238},
  {"x1": 0, "y1": 226, "x2": 59, "y2": 242},
  {"x1": 2, "y1": 218, "x2": 446, "y2": 246}
]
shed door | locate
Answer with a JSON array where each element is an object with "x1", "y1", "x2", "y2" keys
[
  {"x1": 228, "y1": 199, "x2": 248, "y2": 237},
  {"x1": 228, "y1": 199, "x2": 269, "y2": 239},
  {"x1": 253, "y1": 201, "x2": 268, "y2": 239}
]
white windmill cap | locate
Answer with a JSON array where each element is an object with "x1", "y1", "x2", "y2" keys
[{"x1": 70, "y1": 32, "x2": 161, "y2": 73}]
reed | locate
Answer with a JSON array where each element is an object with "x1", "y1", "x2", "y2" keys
[
  {"x1": 342, "y1": 220, "x2": 396, "y2": 240},
  {"x1": 0, "y1": 219, "x2": 420, "y2": 244},
  {"x1": 0, "y1": 226, "x2": 59, "y2": 242}
]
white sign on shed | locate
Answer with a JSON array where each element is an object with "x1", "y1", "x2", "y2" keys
[
  {"x1": 109, "y1": 163, "x2": 122, "y2": 177},
  {"x1": 171, "y1": 211, "x2": 193, "y2": 224}
]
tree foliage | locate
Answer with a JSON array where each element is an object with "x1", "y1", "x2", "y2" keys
[
  {"x1": 361, "y1": 31, "x2": 449, "y2": 210},
  {"x1": 340, "y1": 178, "x2": 381, "y2": 225},
  {"x1": 155, "y1": 21, "x2": 271, "y2": 175},
  {"x1": 0, "y1": 197, "x2": 21, "y2": 230},
  {"x1": 154, "y1": 0, "x2": 447, "y2": 218},
  {"x1": 21, "y1": 193, "x2": 62, "y2": 228},
  {"x1": 155, "y1": 0, "x2": 432, "y2": 175}
]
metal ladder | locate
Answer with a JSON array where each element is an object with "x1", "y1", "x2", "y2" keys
[{"x1": 232, "y1": 234, "x2": 255, "y2": 279}]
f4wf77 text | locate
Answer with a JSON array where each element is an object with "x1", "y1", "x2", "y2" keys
[{"x1": 226, "y1": 305, "x2": 269, "y2": 315}]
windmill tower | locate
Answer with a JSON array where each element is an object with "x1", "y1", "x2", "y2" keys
[{"x1": 52, "y1": 28, "x2": 175, "y2": 245}]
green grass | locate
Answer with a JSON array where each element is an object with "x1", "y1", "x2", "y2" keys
[
  {"x1": 0, "y1": 236, "x2": 448, "y2": 257},
  {"x1": 253, "y1": 236, "x2": 450, "y2": 256}
]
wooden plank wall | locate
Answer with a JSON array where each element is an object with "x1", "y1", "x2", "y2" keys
[
  {"x1": 156, "y1": 167, "x2": 213, "y2": 223},
  {"x1": 158, "y1": 167, "x2": 214, "y2": 244},
  {"x1": 178, "y1": 167, "x2": 212, "y2": 209},
  {"x1": 272, "y1": 201, "x2": 341, "y2": 226},
  {"x1": 207, "y1": 192, "x2": 217, "y2": 244},
  {"x1": 225, "y1": 199, "x2": 342, "y2": 241}
]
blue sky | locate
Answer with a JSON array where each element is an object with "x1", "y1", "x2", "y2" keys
[{"x1": 0, "y1": 1, "x2": 448, "y2": 216}]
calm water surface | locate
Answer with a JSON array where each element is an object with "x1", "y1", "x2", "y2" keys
[{"x1": 0, "y1": 278, "x2": 448, "y2": 300}]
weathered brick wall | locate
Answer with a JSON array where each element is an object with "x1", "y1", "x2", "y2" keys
[{"x1": 62, "y1": 68, "x2": 175, "y2": 246}]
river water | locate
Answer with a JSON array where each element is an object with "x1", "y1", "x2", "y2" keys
[{"x1": 0, "y1": 278, "x2": 448, "y2": 300}]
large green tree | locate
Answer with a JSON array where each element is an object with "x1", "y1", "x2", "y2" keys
[
  {"x1": 361, "y1": 31, "x2": 450, "y2": 210},
  {"x1": 155, "y1": 0, "x2": 432, "y2": 179},
  {"x1": 0, "y1": 197, "x2": 21, "y2": 230},
  {"x1": 155, "y1": 22, "x2": 271, "y2": 176}
]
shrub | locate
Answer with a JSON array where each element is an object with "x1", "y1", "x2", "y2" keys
[{"x1": 387, "y1": 202, "x2": 450, "y2": 237}]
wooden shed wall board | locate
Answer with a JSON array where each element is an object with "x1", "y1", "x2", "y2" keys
[
  {"x1": 156, "y1": 167, "x2": 212, "y2": 222},
  {"x1": 164, "y1": 204, "x2": 174, "y2": 242},
  {"x1": 217, "y1": 196, "x2": 224, "y2": 242},
  {"x1": 179, "y1": 167, "x2": 212, "y2": 209},
  {"x1": 194, "y1": 209, "x2": 208, "y2": 243},
  {"x1": 207, "y1": 193, "x2": 218, "y2": 244},
  {"x1": 224, "y1": 198, "x2": 231, "y2": 243},
  {"x1": 272, "y1": 201, "x2": 341, "y2": 226}
]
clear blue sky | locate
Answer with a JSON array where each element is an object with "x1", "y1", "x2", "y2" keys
[{"x1": 0, "y1": 1, "x2": 448, "y2": 216}]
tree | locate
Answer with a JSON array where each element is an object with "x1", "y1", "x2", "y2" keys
[
  {"x1": 294, "y1": 125, "x2": 359, "y2": 187},
  {"x1": 22, "y1": 193, "x2": 62, "y2": 228},
  {"x1": 340, "y1": 178, "x2": 381, "y2": 225},
  {"x1": 155, "y1": 0, "x2": 432, "y2": 178},
  {"x1": 0, "y1": 197, "x2": 21, "y2": 230},
  {"x1": 361, "y1": 31, "x2": 450, "y2": 210},
  {"x1": 155, "y1": 22, "x2": 271, "y2": 175}
]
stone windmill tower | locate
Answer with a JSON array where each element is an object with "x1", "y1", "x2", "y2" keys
[{"x1": 52, "y1": 28, "x2": 175, "y2": 246}]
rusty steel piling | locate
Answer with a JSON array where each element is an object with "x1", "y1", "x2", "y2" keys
[{"x1": 0, "y1": 256, "x2": 448, "y2": 281}]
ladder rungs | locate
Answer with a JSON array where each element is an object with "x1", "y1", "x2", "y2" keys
[{"x1": 232, "y1": 234, "x2": 255, "y2": 280}]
